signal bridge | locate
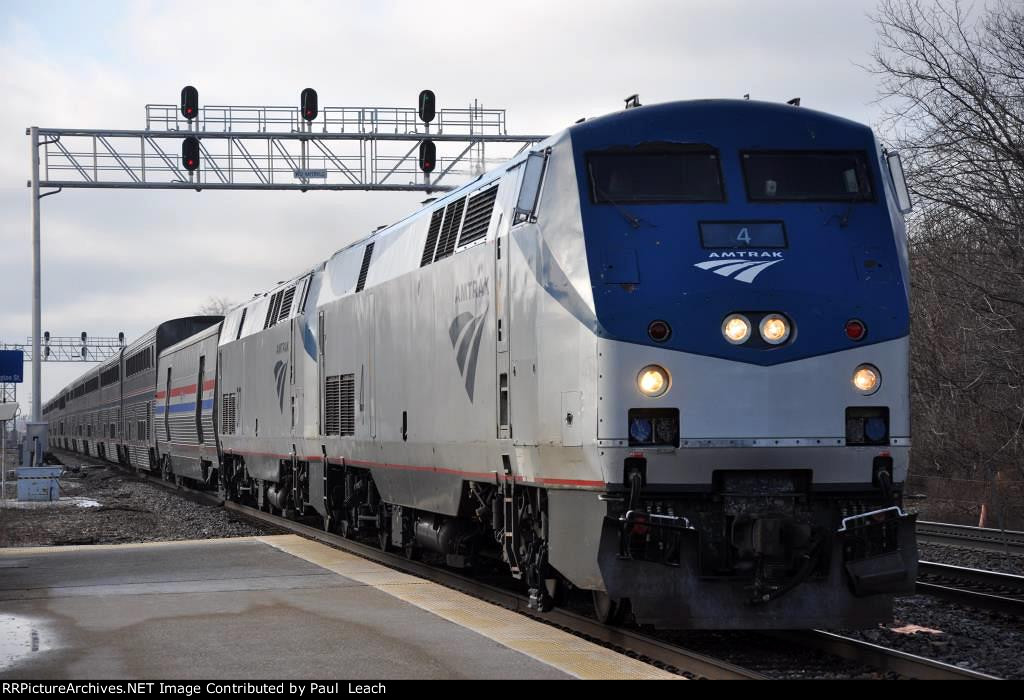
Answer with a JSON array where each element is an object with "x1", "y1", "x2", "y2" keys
[
  {"x1": 34, "y1": 98, "x2": 546, "y2": 192},
  {"x1": 2, "y1": 335, "x2": 125, "y2": 362},
  {"x1": 2, "y1": 335, "x2": 123, "y2": 403}
]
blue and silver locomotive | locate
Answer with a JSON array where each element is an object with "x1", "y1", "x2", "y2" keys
[{"x1": 45, "y1": 99, "x2": 916, "y2": 629}]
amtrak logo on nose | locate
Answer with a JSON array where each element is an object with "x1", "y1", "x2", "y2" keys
[{"x1": 694, "y1": 251, "x2": 783, "y2": 284}]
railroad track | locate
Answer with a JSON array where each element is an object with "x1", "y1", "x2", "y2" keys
[
  {"x1": 917, "y1": 520, "x2": 1024, "y2": 555},
  {"x1": 50, "y1": 450, "x2": 1002, "y2": 679},
  {"x1": 917, "y1": 561, "x2": 1024, "y2": 617},
  {"x1": 774, "y1": 630, "x2": 998, "y2": 680}
]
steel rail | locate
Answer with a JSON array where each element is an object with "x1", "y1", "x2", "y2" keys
[
  {"x1": 773, "y1": 631, "x2": 999, "y2": 680},
  {"x1": 917, "y1": 520, "x2": 1024, "y2": 555},
  {"x1": 917, "y1": 561, "x2": 1024, "y2": 617}
]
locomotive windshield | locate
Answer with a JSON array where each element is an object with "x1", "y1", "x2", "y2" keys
[
  {"x1": 587, "y1": 146, "x2": 724, "y2": 203},
  {"x1": 741, "y1": 151, "x2": 873, "y2": 202}
]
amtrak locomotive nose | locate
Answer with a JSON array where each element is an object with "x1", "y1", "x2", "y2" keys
[{"x1": 573, "y1": 101, "x2": 915, "y2": 626}]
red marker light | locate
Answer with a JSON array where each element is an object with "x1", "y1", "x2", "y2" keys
[
  {"x1": 648, "y1": 320, "x2": 671, "y2": 342},
  {"x1": 845, "y1": 319, "x2": 866, "y2": 341}
]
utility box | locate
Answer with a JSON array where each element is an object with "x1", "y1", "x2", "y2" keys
[
  {"x1": 17, "y1": 466, "x2": 62, "y2": 501},
  {"x1": 22, "y1": 422, "x2": 48, "y2": 468}
]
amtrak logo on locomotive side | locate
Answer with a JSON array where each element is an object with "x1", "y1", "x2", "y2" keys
[
  {"x1": 454, "y1": 277, "x2": 489, "y2": 304},
  {"x1": 450, "y1": 274, "x2": 490, "y2": 402},
  {"x1": 273, "y1": 360, "x2": 288, "y2": 412},
  {"x1": 694, "y1": 251, "x2": 784, "y2": 284}
]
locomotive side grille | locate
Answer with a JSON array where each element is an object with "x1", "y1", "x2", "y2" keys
[
  {"x1": 264, "y1": 290, "x2": 283, "y2": 329},
  {"x1": 339, "y1": 373, "x2": 355, "y2": 436},
  {"x1": 420, "y1": 208, "x2": 445, "y2": 267},
  {"x1": 434, "y1": 197, "x2": 466, "y2": 261},
  {"x1": 221, "y1": 393, "x2": 237, "y2": 435},
  {"x1": 324, "y1": 375, "x2": 341, "y2": 435},
  {"x1": 457, "y1": 185, "x2": 498, "y2": 247},
  {"x1": 324, "y1": 374, "x2": 355, "y2": 436},
  {"x1": 277, "y1": 285, "x2": 296, "y2": 324},
  {"x1": 356, "y1": 242, "x2": 375, "y2": 293}
]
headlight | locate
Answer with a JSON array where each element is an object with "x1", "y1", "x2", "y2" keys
[
  {"x1": 759, "y1": 314, "x2": 790, "y2": 344},
  {"x1": 722, "y1": 314, "x2": 751, "y2": 345},
  {"x1": 637, "y1": 365, "x2": 670, "y2": 397},
  {"x1": 853, "y1": 364, "x2": 881, "y2": 395}
]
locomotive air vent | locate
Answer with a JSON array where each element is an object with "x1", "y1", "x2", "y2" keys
[
  {"x1": 457, "y1": 185, "x2": 499, "y2": 248},
  {"x1": 420, "y1": 208, "x2": 445, "y2": 267},
  {"x1": 434, "y1": 197, "x2": 467, "y2": 262},
  {"x1": 221, "y1": 393, "x2": 237, "y2": 435},
  {"x1": 277, "y1": 285, "x2": 296, "y2": 324},
  {"x1": 264, "y1": 290, "x2": 284, "y2": 329},
  {"x1": 324, "y1": 374, "x2": 355, "y2": 437},
  {"x1": 356, "y1": 242, "x2": 375, "y2": 293}
]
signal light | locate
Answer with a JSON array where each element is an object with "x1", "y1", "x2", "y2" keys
[
  {"x1": 419, "y1": 140, "x2": 436, "y2": 173},
  {"x1": 181, "y1": 85, "x2": 199, "y2": 120},
  {"x1": 418, "y1": 89, "x2": 436, "y2": 124},
  {"x1": 300, "y1": 87, "x2": 318, "y2": 121},
  {"x1": 182, "y1": 137, "x2": 200, "y2": 172}
]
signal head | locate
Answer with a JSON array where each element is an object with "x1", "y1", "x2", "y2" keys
[
  {"x1": 300, "y1": 87, "x2": 318, "y2": 121},
  {"x1": 418, "y1": 89, "x2": 436, "y2": 124},
  {"x1": 419, "y1": 140, "x2": 436, "y2": 173},
  {"x1": 180, "y1": 85, "x2": 199, "y2": 120},
  {"x1": 182, "y1": 136, "x2": 200, "y2": 172}
]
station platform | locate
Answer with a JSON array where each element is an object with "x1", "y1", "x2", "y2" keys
[{"x1": 0, "y1": 535, "x2": 676, "y2": 680}]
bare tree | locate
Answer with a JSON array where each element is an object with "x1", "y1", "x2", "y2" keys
[
  {"x1": 871, "y1": 0, "x2": 1024, "y2": 483},
  {"x1": 196, "y1": 296, "x2": 236, "y2": 317}
]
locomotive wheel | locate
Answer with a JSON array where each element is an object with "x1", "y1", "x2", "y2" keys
[
  {"x1": 377, "y1": 508, "x2": 391, "y2": 551},
  {"x1": 545, "y1": 577, "x2": 569, "y2": 608},
  {"x1": 592, "y1": 591, "x2": 629, "y2": 625}
]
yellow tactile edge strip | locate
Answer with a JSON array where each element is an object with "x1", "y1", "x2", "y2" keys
[{"x1": 258, "y1": 534, "x2": 680, "y2": 680}]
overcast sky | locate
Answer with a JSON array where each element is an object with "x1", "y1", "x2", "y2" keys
[{"x1": 0, "y1": 0, "x2": 890, "y2": 411}]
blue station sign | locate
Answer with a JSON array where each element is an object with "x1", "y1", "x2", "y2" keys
[{"x1": 0, "y1": 350, "x2": 25, "y2": 383}]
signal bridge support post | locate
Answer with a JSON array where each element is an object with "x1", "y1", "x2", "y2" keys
[{"x1": 29, "y1": 126, "x2": 43, "y2": 466}]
